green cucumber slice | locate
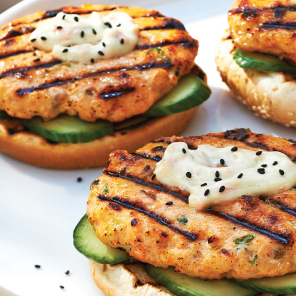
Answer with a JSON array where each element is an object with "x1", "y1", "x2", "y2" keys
[
  {"x1": 0, "y1": 111, "x2": 11, "y2": 119},
  {"x1": 235, "y1": 273, "x2": 296, "y2": 294},
  {"x1": 22, "y1": 115, "x2": 114, "y2": 143},
  {"x1": 233, "y1": 48, "x2": 296, "y2": 73},
  {"x1": 73, "y1": 214, "x2": 130, "y2": 264},
  {"x1": 145, "y1": 265, "x2": 256, "y2": 296},
  {"x1": 143, "y1": 74, "x2": 211, "y2": 117}
]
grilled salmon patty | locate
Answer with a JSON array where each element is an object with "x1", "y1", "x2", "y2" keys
[
  {"x1": 0, "y1": 4, "x2": 198, "y2": 122},
  {"x1": 87, "y1": 129, "x2": 296, "y2": 280},
  {"x1": 229, "y1": 0, "x2": 296, "y2": 65}
]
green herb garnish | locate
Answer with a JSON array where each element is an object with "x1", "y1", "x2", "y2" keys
[
  {"x1": 234, "y1": 234, "x2": 254, "y2": 245},
  {"x1": 147, "y1": 47, "x2": 168, "y2": 59},
  {"x1": 248, "y1": 254, "x2": 258, "y2": 264},
  {"x1": 178, "y1": 217, "x2": 188, "y2": 224},
  {"x1": 103, "y1": 183, "x2": 109, "y2": 194}
]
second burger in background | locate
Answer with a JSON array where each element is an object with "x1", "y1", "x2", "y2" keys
[{"x1": 0, "y1": 4, "x2": 210, "y2": 169}]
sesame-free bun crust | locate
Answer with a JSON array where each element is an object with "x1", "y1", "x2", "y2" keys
[
  {"x1": 89, "y1": 260, "x2": 174, "y2": 296},
  {"x1": 0, "y1": 107, "x2": 197, "y2": 169},
  {"x1": 215, "y1": 31, "x2": 296, "y2": 128}
]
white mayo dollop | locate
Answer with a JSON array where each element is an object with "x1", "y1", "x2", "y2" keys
[
  {"x1": 154, "y1": 143, "x2": 296, "y2": 210},
  {"x1": 30, "y1": 12, "x2": 138, "y2": 63}
]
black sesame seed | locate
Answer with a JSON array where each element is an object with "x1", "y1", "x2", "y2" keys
[
  {"x1": 92, "y1": 28, "x2": 97, "y2": 35},
  {"x1": 256, "y1": 151, "x2": 262, "y2": 156},
  {"x1": 152, "y1": 174, "x2": 156, "y2": 180},
  {"x1": 63, "y1": 48, "x2": 68, "y2": 53},
  {"x1": 90, "y1": 58, "x2": 95, "y2": 63},
  {"x1": 57, "y1": 26, "x2": 63, "y2": 29},
  {"x1": 120, "y1": 38, "x2": 124, "y2": 44},
  {"x1": 273, "y1": 161, "x2": 278, "y2": 166},
  {"x1": 98, "y1": 51, "x2": 104, "y2": 56},
  {"x1": 201, "y1": 183, "x2": 207, "y2": 187},
  {"x1": 182, "y1": 148, "x2": 186, "y2": 154},
  {"x1": 261, "y1": 164, "x2": 267, "y2": 167},
  {"x1": 279, "y1": 169, "x2": 285, "y2": 176},
  {"x1": 104, "y1": 22, "x2": 112, "y2": 28},
  {"x1": 237, "y1": 173, "x2": 243, "y2": 179},
  {"x1": 41, "y1": 36, "x2": 47, "y2": 41},
  {"x1": 31, "y1": 38, "x2": 36, "y2": 42},
  {"x1": 214, "y1": 178, "x2": 222, "y2": 182},
  {"x1": 219, "y1": 186, "x2": 225, "y2": 193},
  {"x1": 74, "y1": 16, "x2": 79, "y2": 22},
  {"x1": 102, "y1": 42, "x2": 106, "y2": 47},
  {"x1": 65, "y1": 270, "x2": 70, "y2": 275},
  {"x1": 231, "y1": 146, "x2": 238, "y2": 152},
  {"x1": 204, "y1": 189, "x2": 210, "y2": 196},
  {"x1": 60, "y1": 286, "x2": 64, "y2": 289},
  {"x1": 77, "y1": 177, "x2": 82, "y2": 182},
  {"x1": 117, "y1": 23, "x2": 121, "y2": 27},
  {"x1": 257, "y1": 168, "x2": 265, "y2": 174},
  {"x1": 62, "y1": 15, "x2": 66, "y2": 20},
  {"x1": 33, "y1": 52, "x2": 37, "y2": 56},
  {"x1": 35, "y1": 265, "x2": 41, "y2": 268},
  {"x1": 81, "y1": 31, "x2": 84, "y2": 38},
  {"x1": 166, "y1": 201, "x2": 173, "y2": 206},
  {"x1": 33, "y1": 58, "x2": 40, "y2": 62},
  {"x1": 220, "y1": 159, "x2": 225, "y2": 165},
  {"x1": 186, "y1": 172, "x2": 192, "y2": 178},
  {"x1": 215, "y1": 171, "x2": 220, "y2": 178}
]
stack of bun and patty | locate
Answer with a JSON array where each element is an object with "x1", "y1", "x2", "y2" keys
[
  {"x1": 216, "y1": 0, "x2": 296, "y2": 128},
  {"x1": 75, "y1": 128, "x2": 296, "y2": 296},
  {"x1": 0, "y1": 4, "x2": 210, "y2": 169}
]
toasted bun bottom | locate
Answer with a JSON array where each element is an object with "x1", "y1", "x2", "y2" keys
[
  {"x1": 89, "y1": 261, "x2": 283, "y2": 296},
  {"x1": 215, "y1": 31, "x2": 296, "y2": 128},
  {"x1": 0, "y1": 107, "x2": 197, "y2": 169},
  {"x1": 89, "y1": 260, "x2": 174, "y2": 296}
]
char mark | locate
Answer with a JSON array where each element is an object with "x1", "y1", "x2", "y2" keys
[
  {"x1": 260, "y1": 22, "x2": 296, "y2": 31},
  {"x1": 136, "y1": 41, "x2": 197, "y2": 50},
  {"x1": 104, "y1": 170, "x2": 188, "y2": 202},
  {"x1": 230, "y1": 4, "x2": 296, "y2": 16},
  {"x1": 16, "y1": 61, "x2": 173, "y2": 95},
  {"x1": 98, "y1": 194, "x2": 196, "y2": 240},
  {"x1": 141, "y1": 19, "x2": 186, "y2": 31},
  {"x1": 131, "y1": 152, "x2": 162, "y2": 162},
  {"x1": 208, "y1": 209, "x2": 290, "y2": 244},
  {"x1": 100, "y1": 87, "x2": 135, "y2": 99},
  {"x1": 0, "y1": 50, "x2": 32, "y2": 61},
  {"x1": 0, "y1": 61, "x2": 61, "y2": 80},
  {"x1": 268, "y1": 199, "x2": 296, "y2": 217}
]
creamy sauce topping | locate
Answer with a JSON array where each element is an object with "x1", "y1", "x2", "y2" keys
[
  {"x1": 30, "y1": 12, "x2": 138, "y2": 63},
  {"x1": 154, "y1": 143, "x2": 296, "y2": 210}
]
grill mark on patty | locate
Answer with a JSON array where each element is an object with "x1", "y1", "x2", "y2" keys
[
  {"x1": 131, "y1": 152, "x2": 162, "y2": 162},
  {"x1": 100, "y1": 87, "x2": 136, "y2": 99},
  {"x1": 0, "y1": 18, "x2": 186, "y2": 42},
  {"x1": 207, "y1": 209, "x2": 290, "y2": 244},
  {"x1": 104, "y1": 170, "x2": 188, "y2": 202},
  {"x1": 0, "y1": 61, "x2": 61, "y2": 79},
  {"x1": 0, "y1": 50, "x2": 33, "y2": 60},
  {"x1": 260, "y1": 22, "x2": 296, "y2": 31},
  {"x1": 136, "y1": 41, "x2": 197, "y2": 50},
  {"x1": 265, "y1": 199, "x2": 296, "y2": 217},
  {"x1": 2, "y1": 7, "x2": 163, "y2": 30},
  {"x1": 229, "y1": 4, "x2": 296, "y2": 16},
  {"x1": 16, "y1": 61, "x2": 173, "y2": 95},
  {"x1": 97, "y1": 194, "x2": 197, "y2": 240}
]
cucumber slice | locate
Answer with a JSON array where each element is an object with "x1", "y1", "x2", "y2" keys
[
  {"x1": 145, "y1": 265, "x2": 256, "y2": 296},
  {"x1": 236, "y1": 273, "x2": 296, "y2": 294},
  {"x1": 73, "y1": 214, "x2": 130, "y2": 264},
  {"x1": 233, "y1": 48, "x2": 296, "y2": 73},
  {"x1": 22, "y1": 115, "x2": 114, "y2": 143},
  {"x1": 143, "y1": 74, "x2": 211, "y2": 117},
  {"x1": 0, "y1": 111, "x2": 11, "y2": 119}
]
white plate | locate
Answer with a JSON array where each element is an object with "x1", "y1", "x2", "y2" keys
[{"x1": 0, "y1": 1, "x2": 295, "y2": 295}]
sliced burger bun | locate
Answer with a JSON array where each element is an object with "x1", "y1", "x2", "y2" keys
[
  {"x1": 0, "y1": 107, "x2": 198, "y2": 169},
  {"x1": 215, "y1": 31, "x2": 296, "y2": 128}
]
